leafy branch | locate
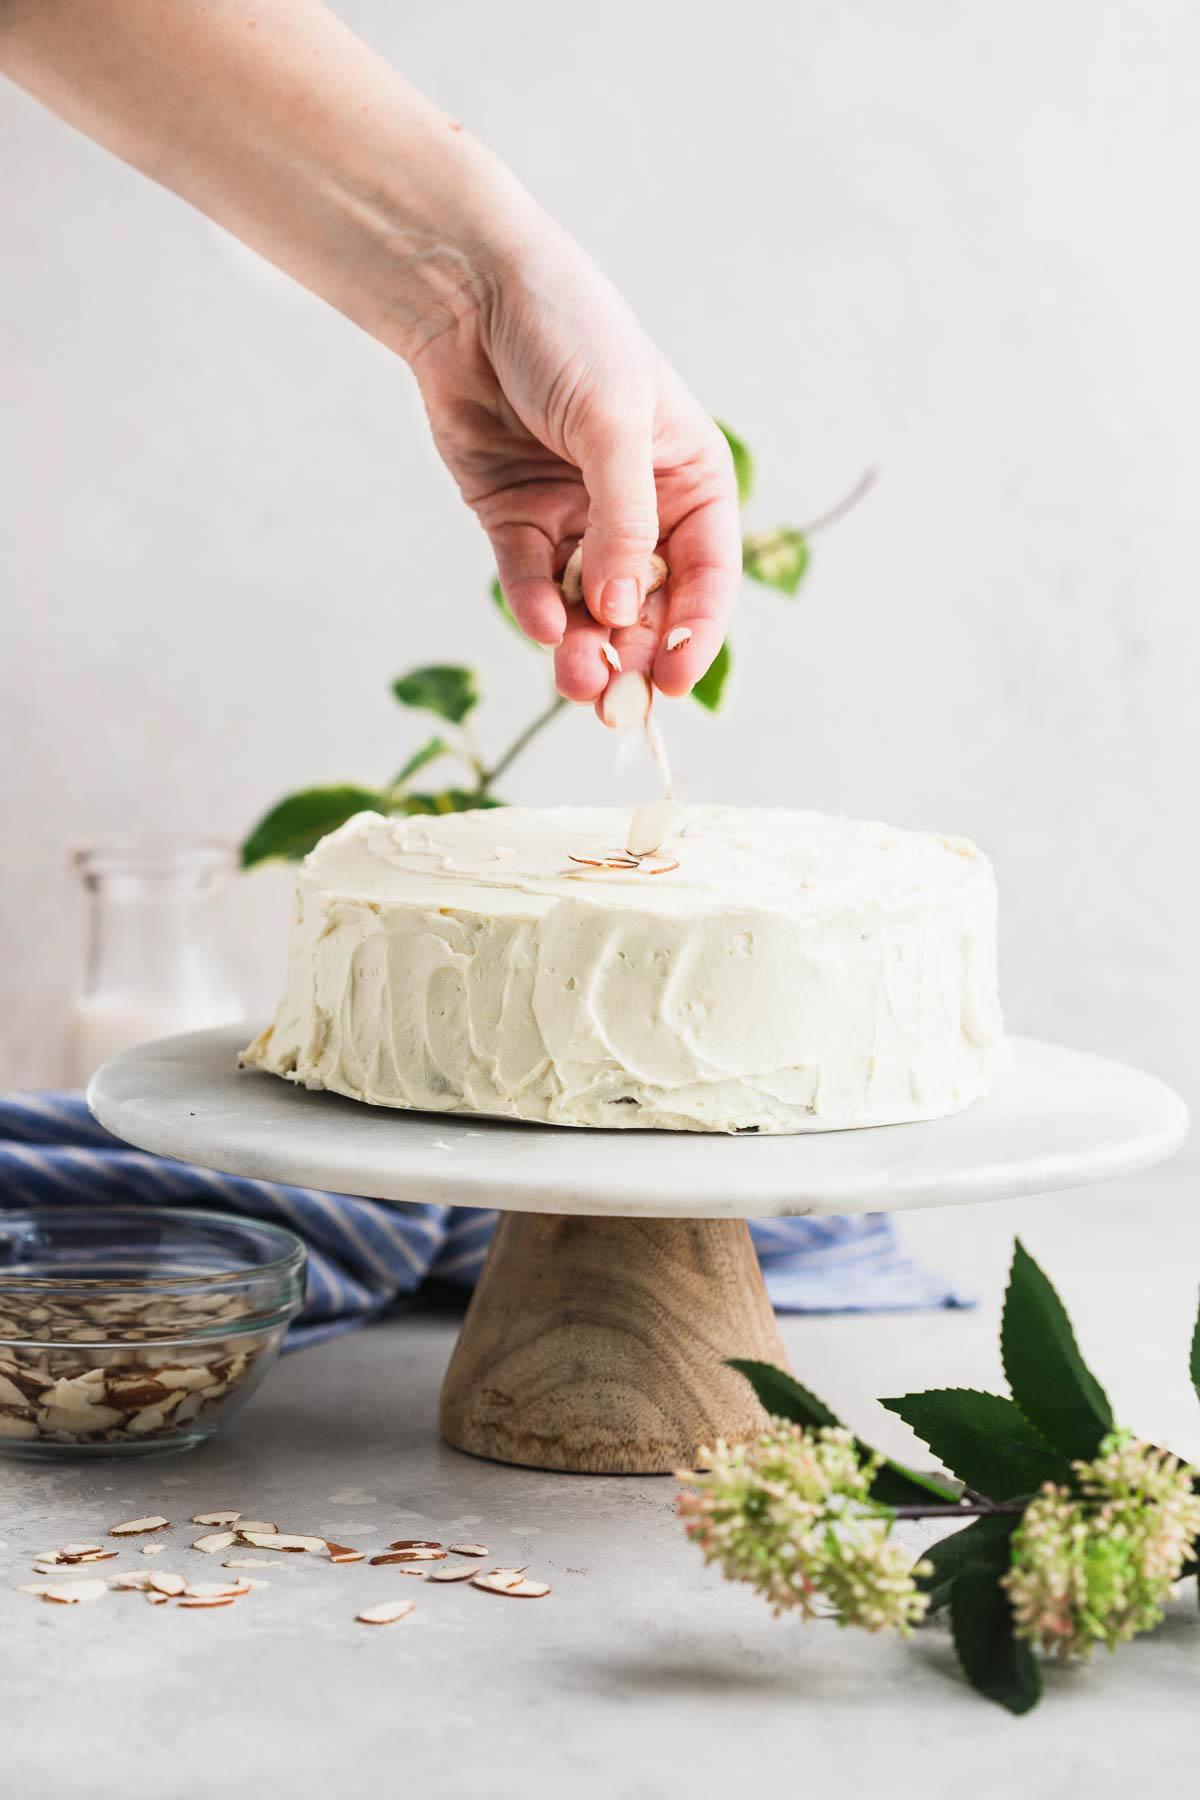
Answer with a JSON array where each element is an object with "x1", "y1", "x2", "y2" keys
[
  {"x1": 691, "y1": 1240, "x2": 1200, "y2": 1717},
  {"x1": 240, "y1": 423, "x2": 872, "y2": 867}
]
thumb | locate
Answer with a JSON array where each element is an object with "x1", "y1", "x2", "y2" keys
[{"x1": 576, "y1": 417, "x2": 660, "y2": 630}]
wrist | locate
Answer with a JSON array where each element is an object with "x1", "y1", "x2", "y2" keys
[{"x1": 355, "y1": 128, "x2": 551, "y2": 365}]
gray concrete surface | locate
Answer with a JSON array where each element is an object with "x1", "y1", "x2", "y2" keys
[{"x1": 4, "y1": 1162, "x2": 1198, "y2": 1800}]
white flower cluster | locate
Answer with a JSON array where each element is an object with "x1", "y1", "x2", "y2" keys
[
  {"x1": 677, "y1": 1422, "x2": 930, "y2": 1634},
  {"x1": 1004, "y1": 1430, "x2": 1200, "y2": 1660}
]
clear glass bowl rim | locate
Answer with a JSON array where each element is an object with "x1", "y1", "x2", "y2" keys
[{"x1": 0, "y1": 1205, "x2": 306, "y2": 1294}]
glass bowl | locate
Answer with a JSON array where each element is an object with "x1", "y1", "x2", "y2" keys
[{"x1": 0, "y1": 1207, "x2": 306, "y2": 1459}]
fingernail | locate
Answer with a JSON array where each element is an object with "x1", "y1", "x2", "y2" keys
[{"x1": 600, "y1": 578, "x2": 639, "y2": 627}]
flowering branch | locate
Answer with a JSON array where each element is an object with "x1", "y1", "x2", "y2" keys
[{"x1": 684, "y1": 1240, "x2": 1200, "y2": 1716}]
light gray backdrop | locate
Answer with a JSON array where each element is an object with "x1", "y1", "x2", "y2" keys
[{"x1": 3, "y1": 2, "x2": 1196, "y2": 1150}]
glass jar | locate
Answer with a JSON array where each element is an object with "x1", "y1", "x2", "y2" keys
[{"x1": 66, "y1": 837, "x2": 243, "y2": 1088}]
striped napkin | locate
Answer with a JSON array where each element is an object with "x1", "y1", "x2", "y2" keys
[{"x1": 0, "y1": 1093, "x2": 967, "y2": 1348}]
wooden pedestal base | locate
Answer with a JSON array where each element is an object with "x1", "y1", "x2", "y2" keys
[{"x1": 439, "y1": 1213, "x2": 790, "y2": 1474}]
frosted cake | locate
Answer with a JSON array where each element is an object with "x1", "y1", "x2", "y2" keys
[{"x1": 242, "y1": 806, "x2": 1007, "y2": 1134}]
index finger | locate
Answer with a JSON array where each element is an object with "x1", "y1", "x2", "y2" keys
[{"x1": 650, "y1": 496, "x2": 742, "y2": 698}]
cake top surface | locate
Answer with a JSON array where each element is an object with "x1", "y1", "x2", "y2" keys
[{"x1": 301, "y1": 807, "x2": 988, "y2": 920}]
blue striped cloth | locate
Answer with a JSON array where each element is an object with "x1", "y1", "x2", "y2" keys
[{"x1": 0, "y1": 1093, "x2": 967, "y2": 1348}]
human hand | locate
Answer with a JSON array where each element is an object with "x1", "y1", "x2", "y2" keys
[{"x1": 408, "y1": 224, "x2": 741, "y2": 709}]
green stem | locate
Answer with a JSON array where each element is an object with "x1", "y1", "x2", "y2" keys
[{"x1": 480, "y1": 693, "x2": 568, "y2": 793}]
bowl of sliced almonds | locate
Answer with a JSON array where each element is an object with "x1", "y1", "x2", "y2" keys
[{"x1": 0, "y1": 1207, "x2": 305, "y2": 1458}]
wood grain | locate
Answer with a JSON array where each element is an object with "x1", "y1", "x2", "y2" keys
[{"x1": 439, "y1": 1213, "x2": 790, "y2": 1474}]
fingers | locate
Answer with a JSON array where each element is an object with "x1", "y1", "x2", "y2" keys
[
  {"x1": 490, "y1": 523, "x2": 567, "y2": 647},
  {"x1": 575, "y1": 418, "x2": 660, "y2": 631},
  {"x1": 650, "y1": 491, "x2": 742, "y2": 697},
  {"x1": 554, "y1": 605, "x2": 615, "y2": 703}
]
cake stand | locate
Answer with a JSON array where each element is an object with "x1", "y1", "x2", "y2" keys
[{"x1": 90, "y1": 1028, "x2": 1188, "y2": 1475}]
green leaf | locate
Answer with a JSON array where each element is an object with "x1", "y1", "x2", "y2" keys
[
  {"x1": 490, "y1": 576, "x2": 528, "y2": 640},
  {"x1": 240, "y1": 785, "x2": 385, "y2": 869},
  {"x1": 742, "y1": 528, "x2": 810, "y2": 595},
  {"x1": 918, "y1": 1513, "x2": 1022, "y2": 1614},
  {"x1": 950, "y1": 1562, "x2": 1043, "y2": 1716},
  {"x1": 716, "y1": 420, "x2": 754, "y2": 504},
  {"x1": 880, "y1": 1389, "x2": 1071, "y2": 1501},
  {"x1": 392, "y1": 665, "x2": 479, "y2": 724},
  {"x1": 727, "y1": 1360, "x2": 957, "y2": 1507},
  {"x1": 727, "y1": 1360, "x2": 840, "y2": 1430},
  {"x1": 1190, "y1": 1289, "x2": 1200, "y2": 1407},
  {"x1": 392, "y1": 737, "x2": 450, "y2": 788},
  {"x1": 691, "y1": 639, "x2": 731, "y2": 712},
  {"x1": 1001, "y1": 1240, "x2": 1113, "y2": 1461},
  {"x1": 401, "y1": 788, "x2": 504, "y2": 816}
]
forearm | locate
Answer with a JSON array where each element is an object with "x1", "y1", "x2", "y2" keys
[{"x1": 0, "y1": 0, "x2": 545, "y2": 358}]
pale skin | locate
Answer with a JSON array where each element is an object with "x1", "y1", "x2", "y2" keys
[{"x1": 0, "y1": 0, "x2": 741, "y2": 711}]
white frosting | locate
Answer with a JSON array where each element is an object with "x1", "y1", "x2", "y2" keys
[{"x1": 242, "y1": 806, "x2": 1008, "y2": 1134}]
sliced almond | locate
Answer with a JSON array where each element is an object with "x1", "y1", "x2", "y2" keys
[
  {"x1": 108, "y1": 1570, "x2": 155, "y2": 1591},
  {"x1": 599, "y1": 670, "x2": 652, "y2": 735},
  {"x1": 40, "y1": 1579, "x2": 108, "y2": 1604},
  {"x1": 240, "y1": 1532, "x2": 325, "y2": 1553},
  {"x1": 146, "y1": 1592, "x2": 169, "y2": 1606},
  {"x1": 185, "y1": 1580, "x2": 251, "y2": 1599},
  {"x1": 356, "y1": 1600, "x2": 415, "y2": 1626},
  {"x1": 109, "y1": 1516, "x2": 169, "y2": 1537},
  {"x1": 472, "y1": 1572, "x2": 551, "y2": 1598},
  {"x1": 177, "y1": 1594, "x2": 236, "y2": 1608},
  {"x1": 149, "y1": 1572, "x2": 187, "y2": 1597},
  {"x1": 141, "y1": 1545, "x2": 166, "y2": 1557},
  {"x1": 665, "y1": 625, "x2": 692, "y2": 651},
  {"x1": 558, "y1": 544, "x2": 584, "y2": 604},
  {"x1": 645, "y1": 551, "x2": 669, "y2": 596},
  {"x1": 600, "y1": 640, "x2": 622, "y2": 673},
  {"x1": 446, "y1": 1543, "x2": 489, "y2": 1558},
  {"x1": 234, "y1": 1521, "x2": 276, "y2": 1536},
  {"x1": 222, "y1": 1557, "x2": 283, "y2": 1570},
  {"x1": 325, "y1": 1543, "x2": 364, "y2": 1564},
  {"x1": 626, "y1": 794, "x2": 680, "y2": 858},
  {"x1": 387, "y1": 1540, "x2": 442, "y2": 1551},
  {"x1": 60, "y1": 1543, "x2": 104, "y2": 1557},
  {"x1": 426, "y1": 1563, "x2": 483, "y2": 1583},
  {"x1": 371, "y1": 1549, "x2": 446, "y2": 1566},
  {"x1": 192, "y1": 1531, "x2": 238, "y2": 1555},
  {"x1": 191, "y1": 1511, "x2": 242, "y2": 1526}
]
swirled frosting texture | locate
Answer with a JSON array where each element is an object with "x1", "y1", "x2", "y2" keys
[{"x1": 242, "y1": 806, "x2": 1008, "y2": 1134}]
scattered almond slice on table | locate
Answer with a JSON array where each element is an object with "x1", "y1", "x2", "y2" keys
[
  {"x1": 109, "y1": 1516, "x2": 168, "y2": 1537},
  {"x1": 192, "y1": 1510, "x2": 241, "y2": 1526},
  {"x1": 387, "y1": 1540, "x2": 442, "y2": 1551},
  {"x1": 426, "y1": 1563, "x2": 482, "y2": 1583},
  {"x1": 192, "y1": 1531, "x2": 238, "y2": 1555},
  {"x1": 141, "y1": 1545, "x2": 166, "y2": 1557},
  {"x1": 446, "y1": 1543, "x2": 488, "y2": 1558},
  {"x1": 240, "y1": 1532, "x2": 325, "y2": 1553},
  {"x1": 356, "y1": 1600, "x2": 415, "y2": 1627},
  {"x1": 178, "y1": 1594, "x2": 236, "y2": 1609},
  {"x1": 325, "y1": 1542, "x2": 364, "y2": 1564},
  {"x1": 186, "y1": 1580, "x2": 251, "y2": 1599},
  {"x1": 371, "y1": 1549, "x2": 446, "y2": 1565},
  {"x1": 472, "y1": 1570, "x2": 551, "y2": 1598},
  {"x1": 234, "y1": 1521, "x2": 276, "y2": 1537},
  {"x1": 222, "y1": 1557, "x2": 282, "y2": 1570},
  {"x1": 149, "y1": 1572, "x2": 187, "y2": 1597},
  {"x1": 23, "y1": 1578, "x2": 109, "y2": 1605}
]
